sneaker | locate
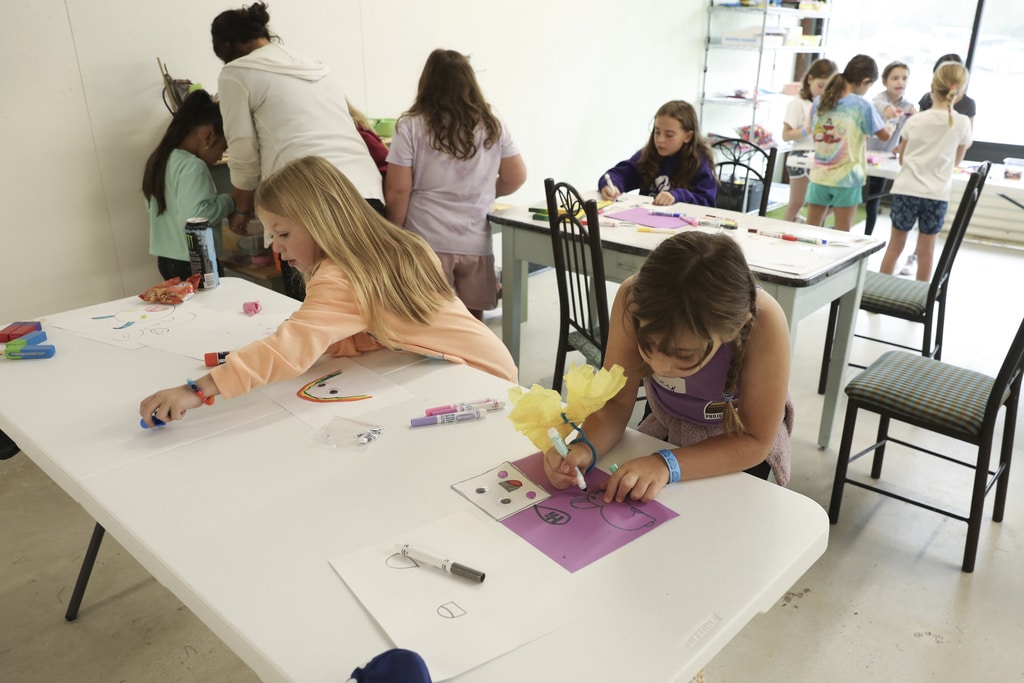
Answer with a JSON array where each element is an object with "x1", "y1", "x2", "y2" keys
[{"x1": 899, "y1": 254, "x2": 917, "y2": 277}]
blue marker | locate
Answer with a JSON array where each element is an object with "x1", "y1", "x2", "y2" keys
[{"x1": 140, "y1": 415, "x2": 167, "y2": 429}]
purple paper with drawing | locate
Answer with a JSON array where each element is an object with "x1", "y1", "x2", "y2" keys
[
  {"x1": 501, "y1": 451, "x2": 679, "y2": 572},
  {"x1": 604, "y1": 206, "x2": 690, "y2": 229}
]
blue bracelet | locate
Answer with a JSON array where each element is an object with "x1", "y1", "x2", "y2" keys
[
  {"x1": 658, "y1": 448, "x2": 681, "y2": 484},
  {"x1": 569, "y1": 432, "x2": 598, "y2": 473}
]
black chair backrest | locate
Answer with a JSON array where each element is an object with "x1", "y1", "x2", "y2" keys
[
  {"x1": 543, "y1": 177, "x2": 609, "y2": 358},
  {"x1": 983, "y1": 307, "x2": 1024, "y2": 434},
  {"x1": 928, "y1": 161, "x2": 990, "y2": 302},
  {"x1": 710, "y1": 137, "x2": 778, "y2": 216}
]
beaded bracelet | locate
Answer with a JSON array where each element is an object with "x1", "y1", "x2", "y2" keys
[
  {"x1": 658, "y1": 448, "x2": 681, "y2": 484},
  {"x1": 186, "y1": 378, "x2": 215, "y2": 406}
]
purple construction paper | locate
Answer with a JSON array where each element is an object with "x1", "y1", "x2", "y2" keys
[
  {"x1": 604, "y1": 206, "x2": 692, "y2": 229},
  {"x1": 501, "y1": 452, "x2": 679, "y2": 572}
]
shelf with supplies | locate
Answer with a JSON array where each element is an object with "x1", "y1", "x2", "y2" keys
[{"x1": 701, "y1": 0, "x2": 830, "y2": 140}]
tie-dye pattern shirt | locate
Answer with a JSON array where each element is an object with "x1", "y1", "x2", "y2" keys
[{"x1": 809, "y1": 93, "x2": 885, "y2": 189}]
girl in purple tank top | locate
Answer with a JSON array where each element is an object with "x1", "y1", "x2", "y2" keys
[{"x1": 541, "y1": 232, "x2": 794, "y2": 503}]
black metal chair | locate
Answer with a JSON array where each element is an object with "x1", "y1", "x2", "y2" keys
[
  {"x1": 829, "y1": 307, "x2": 1024, "y2": 572},
  {"x1": 711, "y1": 137, "x2": 778, "y2": 217},
  {"x1": 817, "y1": 161, "x2": 990, "y2": 394},
  {"x1": 544, "y1": 178, "x2": 609, "y2": 394}
]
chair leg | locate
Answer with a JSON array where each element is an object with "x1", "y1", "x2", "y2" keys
[
  {"x1": 869, "y1": 415, "x2": 890, "y2": 479},
  {"x1": 993, "y1": 393, "x2": 1019, "y2": 522},
  {"x1": 552, "y1": 352, "x2": 566, "y2": 395},
  {"x1": 65, "y1": 523, "x2": 106, "y2": 621},
  {"x1": 818, "y1": 299, "x2": 840, "y2": 395},
  {"x1": 829, "y1": 401, "x2": 861, "y2": 523},
  {"x1": 962, "y1": 436, "x2": 996, "y2": 573}
]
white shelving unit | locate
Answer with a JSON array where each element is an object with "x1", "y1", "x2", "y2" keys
[{"x1": 701, "y1": 1, "x2": 831, "y2": 143}]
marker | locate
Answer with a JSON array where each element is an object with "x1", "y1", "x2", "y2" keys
[
  {"x1": 397, "y1": 543, "x2": 485, "y2": 583},
  {"x1": 204, "y1": 351, "x2": 230, "y2": 367},
  {"x1": 609, "y1": 464, "x2": 620, "y2": 473},
  {"x1": 699, "y1": 216, "x2": 738, "y2": 230},
  {"x1": 4, "y1": 345, "x2": 55, "y2": 359},
  {"x1": 424, "y1": 398, "x2": 504, "y2": 416},
  {"x1": 604, "y1": 173, "x2": 618, "y2": 195},
  {"x1": 758, "y1": 230, "x2": 827, "y2": 245},
  {"x1": 410, "y1": 409, "x2": 486, "y2": 428},
  {"x1": 548, "y1": 427, "x2": 587, "y2": 491},
  {"x1": 637, "y1": 226, "x2": 680, "y2": 235},
  {"x1": 140, "y1": 415, "x2": 167, "y2": 429}
]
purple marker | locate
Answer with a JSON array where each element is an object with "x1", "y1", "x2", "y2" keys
[
  {"x1": 410, "y1": 409, "x2": 486, "y2": 428},
  {"x1": 425, "y1": 398, "x2": 504, "y2": 416}
]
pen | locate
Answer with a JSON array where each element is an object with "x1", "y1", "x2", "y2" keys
[
  {"x1": 637, "y1": 226, "x2": 680, "y2": 235},
  {"x1": 547, "y1": 427, "x2": 587, "y2": 490},
  {"x1": 397, "y1": 543, "x2": 486, "y2": 583},
  {"x1": 410, "y1": 409, "x2": 486, "y2": 428},
  {"x1": 424, "y1": 398, "x2": 504, "y2": 416}
]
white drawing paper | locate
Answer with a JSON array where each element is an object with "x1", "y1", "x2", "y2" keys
[{"x1": 329, "y1": 512, "x2": 573, "y2": 681}]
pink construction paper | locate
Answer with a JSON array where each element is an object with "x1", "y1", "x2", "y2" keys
[
  {"x1": 604, "y1": 207, "x2": 692, "y2": 229},
  {"x1": 501, "y1": 451, "x2": 679, "y2": 572}
]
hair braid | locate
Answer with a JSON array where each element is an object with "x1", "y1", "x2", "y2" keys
[{"x1": 721, "y1": 275, "x2": 758, "y2": 436}]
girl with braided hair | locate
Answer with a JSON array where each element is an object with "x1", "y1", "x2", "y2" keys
[{"x1": 541, "y1": 231, "x2": 794, "y2": 503}]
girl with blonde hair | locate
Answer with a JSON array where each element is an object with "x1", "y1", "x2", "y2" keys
[
  {"x1": 879, "y1": 62, "x2": 972, "y2": 281},
  {"x1": 140, "y1": 156, "x2": 516, "y2": 426}
]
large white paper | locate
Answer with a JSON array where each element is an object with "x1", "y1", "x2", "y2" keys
[
  {"x1": 330, "y1": 512, "x2": 574, "y2": 681},
  {"x1": 256, "y1": 356, "x2": 415, "y2": 430}
]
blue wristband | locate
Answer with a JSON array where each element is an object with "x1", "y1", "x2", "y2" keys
[
  {"x1": 569, "y1": 433, "x2": 598, "y2": 473},
  {"x1": 658, "y1": 448, "x2": 681, "y2": 484}
]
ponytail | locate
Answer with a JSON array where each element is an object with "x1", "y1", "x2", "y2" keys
[
  {"x1": 142, "y1": 90, "x2": 224, "y2": 214},
  {"x1": 819, "y1": 54, "x2": 879, "y2": 112},
  {"x1": 931, "y1": 61, "x2": 969, "y2": 129},
  {"x1": 721, "y1": 276, "x2": 758, "y2": 436}
]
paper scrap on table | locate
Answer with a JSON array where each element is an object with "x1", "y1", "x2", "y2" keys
[
  {"x1": 452, "y1": 461, "x2": 551, "y2": 520},
  {"x1": 501, "y1": 451, "x2": 679, "y2": 572},
  {"x1": 256, "y1": 356, "x2": 414, "y2": 430},
  {"x1": 330, "y1": 512, "x2": 573, "y2": 681},
  {"x1": 605, "y1": 206, "x2": 690, "y2": 229}
]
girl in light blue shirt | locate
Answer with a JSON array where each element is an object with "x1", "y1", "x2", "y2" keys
[{"x1": 142, "y1": 90, "x2": 234, "y2": 280}]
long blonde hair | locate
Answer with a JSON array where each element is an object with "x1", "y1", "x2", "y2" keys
[
  {"x1": 255, "y1": 156, "x2": 455, "y2": 347},
  {"x1": 932, "y1": 62, "x2": 969, "y2": 127}
]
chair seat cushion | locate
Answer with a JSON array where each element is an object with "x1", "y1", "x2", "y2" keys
[
  {"x1": 845, "y1": 351, "x2": 994, "y2": 438},
  {"x1": 860, "y1": 271, "x2": 930, "y2": 319},
  {"x1": 568, "y1": 330, "x2": 603, "y2": 367}
]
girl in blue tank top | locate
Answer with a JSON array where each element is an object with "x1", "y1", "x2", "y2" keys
[{"x1": 541, "y1": 232, "x2": 794, "y2": 503}]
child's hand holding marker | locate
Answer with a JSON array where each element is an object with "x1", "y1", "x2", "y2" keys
[
  {"x1": 601, "y1": 173, "x2": 622, "y2": 201},
  {"x1": 542, "y1": 432, "x2": 593, "y2": 491}
]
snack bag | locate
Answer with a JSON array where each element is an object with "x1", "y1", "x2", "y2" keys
[{"x1": 138, "y1": 274, "x2": 202, "y2": 304}]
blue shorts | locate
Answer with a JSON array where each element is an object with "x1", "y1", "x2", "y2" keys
[
  {"x1": 890, "y1": 195, "x2": 948, "y2": 235},
  {"x1": 805, "y1": 182, "x2": 864, "y2": 208}
]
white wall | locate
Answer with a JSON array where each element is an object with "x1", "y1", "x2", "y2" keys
[{"x1": 1, "y1": 0, "x2": 706, "y2": 323}]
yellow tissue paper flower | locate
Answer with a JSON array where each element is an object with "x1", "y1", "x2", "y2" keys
[{"x1": 506, "y1": 364, "x2": 627, "y2": 453}]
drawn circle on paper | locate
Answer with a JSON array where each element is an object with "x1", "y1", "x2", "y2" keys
[
  {"x1": 475, "y1": 486, "x2": 488, "y2": 494},
  {"x1": 385, "y1": 552, "x2": 419, "y2": 569},
  {"x1": 437, "y1": 602, "x2": 467, "y2": 619},
  {"x1": 526, "y1": 491, "x2": 537, "y2": 500},
  {"x1": 497, "y1": 470, "x2": 508, "y2": 479},
  {"x1": 500, "y1": 498, "x2": 512, "y2": 504}
]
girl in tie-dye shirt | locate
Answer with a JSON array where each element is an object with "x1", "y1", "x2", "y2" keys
[{"x1": 805, "y1": 55, "x2": 895, "y2": 231}]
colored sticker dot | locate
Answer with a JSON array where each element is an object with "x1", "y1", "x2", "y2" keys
[
  {"x1": 500, "y1": 498, "x2": 511, "y2": 505},
  {"x1": 497, "y1": 470, "x2": 508, "y2": 479},
  {"x1": 526, "y1": 491, "x2": 537, "y2": 499},
  {"x1": 475, "y1": 487, "x2": 488, "y2": 494}
]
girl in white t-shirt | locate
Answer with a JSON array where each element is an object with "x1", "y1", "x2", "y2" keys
[
  {"x1": 385, "y1": 49, "x2": 527, "y2": 320},
  {"x1": 780, "y1": 59, "x2": 837, "y2": 222},
  {"x1": 880, "y1": 62, "x2": 972, "y2": 281}
]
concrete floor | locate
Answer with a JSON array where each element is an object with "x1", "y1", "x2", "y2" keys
[{"x1": 2, "y1": 215, "x2": 1023, "y2": 682}]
